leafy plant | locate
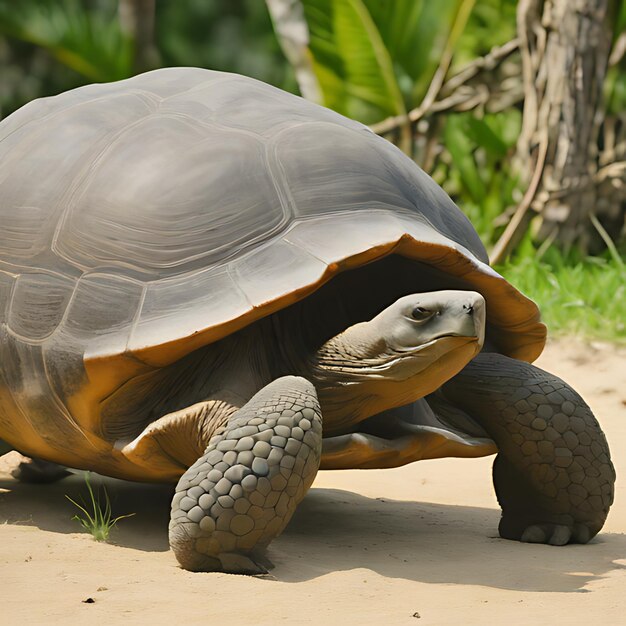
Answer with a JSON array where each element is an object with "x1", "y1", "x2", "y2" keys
[
  {"x1": 157, "y1": 0, "x2": 295, "y2": 92},
  {"x1": 498, "y1": 241, "x2": 626, "y2": 342},
  {"x1": 453, "y1": 0, "x2": 517, "y2": 67},
  {"x1": 66, "y1": 472, "x2": 134, "y2": 542},
  {"x1": 0, "y1": 0, "x2": 133, "y2": 82},
  {"x1": 296, "y1": 0, "x2": 475, "y2": 124},
  {"x1": 605, "y1": 0, "x2": 626, "y2": 115},
  {"x1": 433, "y1": 109, "x2": 523, "y2": 245}
]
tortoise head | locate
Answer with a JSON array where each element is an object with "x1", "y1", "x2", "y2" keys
[{"x1": 310, "y1": 290, "x2": 485, "y2": 432}]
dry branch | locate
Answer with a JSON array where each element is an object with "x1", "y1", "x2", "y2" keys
[
  {"x1": 265, "y1": 0, "x2": 322, "y2": 103},
  {"x1": 369, "y1": 39, "x2": 521, "y2": 135}
]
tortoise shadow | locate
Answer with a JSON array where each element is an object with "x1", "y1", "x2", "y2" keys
[
  {"x1": 0, "y1": 472, "x2": 173, "y2": 553},
  {"x1": 275, "y1": 488, "x2": 626, "y2": 592},
  {"x1": 0, "y1": 471, "x2": 623, "y2": 592}
]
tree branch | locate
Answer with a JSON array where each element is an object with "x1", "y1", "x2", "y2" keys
[
  {"x1": 596, "y1": 160, "x2": 626, "y2": 190},
  {"x1": 369, "y1": 38, "x2": 520, "y2": 135},
  {"x1": 489, "y1": 136, "x2": 549, "y2": 265},
  {"x1": 265, "y1": 0, "x2": 322, "y2": 103}
]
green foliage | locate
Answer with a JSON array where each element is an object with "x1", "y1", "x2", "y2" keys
[
  {"x1": 454, "y1": 0, "x2": 517, "y2": 67},
  {"x1": 0, "y1": 0, "x2": 294, "y2": 119},
  {"x1": 302, "y1": 0, "x2": 404, "y2": 121},
  {"x1": 301, "y1": 0, "x2": 474, "y2": 123},
  {"x1": 498, "y1": 242, "x2": 626, "y2": 342},
  {"x1": 156, "y1": 0, "x2": 295, "y2": 92},
  {"x1": 66, "y1": 472, "x2": 134, "y2": 542},
  {"x1": 365, "y1": 0, "x2": 472, "y2": 108},
  {"x1": 434, "y1": 109, "x2": 523, "y2": 244},
  {"x1": 297, "y1": 0, "x2": 518, "y2": 124},
  {"x1": 605, "y1": 0, "x2": 626, "y2": 115},
  {"x1": 0, "y1": 0, "x2": 132, "y2": 82}
]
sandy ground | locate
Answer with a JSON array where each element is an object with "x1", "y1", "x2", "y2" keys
[{"x1": 0, "y1": 338, "x2": 624, "y2": 625}]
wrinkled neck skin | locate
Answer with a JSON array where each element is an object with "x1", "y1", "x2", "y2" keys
[
  {"x1": 307, "y1": 322, "x2": 397, "y2": 431},
  {"x1": 302, "y1": 320, "x2": 479, "y2": 434},
  {"x1": 157, "y1": 307, "x2": 386, "y2": 434},
  {"x1": 155, "y1": 295, "x2": 479, "y2": 439},
  {"x1": 271, "y1": 301, "x2": 481, "y2": 436}
]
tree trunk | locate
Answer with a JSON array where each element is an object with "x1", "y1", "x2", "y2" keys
[
  {"x1": 515, "y1": 0, "x2": 612, "y2": 251},
  {"x1": 265, "y1": 0, "x2": 322, "y2": 103},
  {"x1": 118, "y1": 0, "x2": 159, "y2": 74}
]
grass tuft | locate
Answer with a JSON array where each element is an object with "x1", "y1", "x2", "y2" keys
[
  {"x1": 66, "y1": 472, "x2": 135, "y2": 542},
  {"x1": 497, "y1": 243, "x2": 626, "y2": 343}
]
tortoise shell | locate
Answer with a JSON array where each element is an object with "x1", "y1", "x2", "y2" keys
[{"x1": 0, "y1": 68, "x2": 545, "y2": 478}]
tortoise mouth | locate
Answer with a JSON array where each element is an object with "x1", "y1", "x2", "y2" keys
[
  {"x1": 316, "y1": 335, "x2": 482, "y2": 438},
  {"x1": 393, "y1": 332, "x2": 481, "y2": 353},
  {"x1": 358, "y1": 334, "x2": 481, "y2": 379}
]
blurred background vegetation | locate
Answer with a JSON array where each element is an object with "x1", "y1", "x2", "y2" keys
[{"x1": 0, "y1": 0, "x2": 624, "y2": 341}]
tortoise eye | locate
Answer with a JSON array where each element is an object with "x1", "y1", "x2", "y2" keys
[{"x1": 411, "y1": 306, "x2": 433, "y2": 321}]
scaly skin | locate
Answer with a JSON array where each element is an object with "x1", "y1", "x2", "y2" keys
[
  {"x1": 440, "y1": 352, "x2": 615, "y2": 545},
  {"x1": 169, "y1": 376, "x2": 322, "y2": 573}
]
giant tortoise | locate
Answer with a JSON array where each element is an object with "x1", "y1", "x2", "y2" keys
[{"x1": 0, "y1": 68, "x2": 614, "y2": 573}]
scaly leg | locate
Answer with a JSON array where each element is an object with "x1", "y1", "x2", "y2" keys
[
  {"x1": 439, "y1": 352, "x2": 615, "y2": 545},
  {"x1": 169, "y1": 376, "x2": 322, "y2": 573}
]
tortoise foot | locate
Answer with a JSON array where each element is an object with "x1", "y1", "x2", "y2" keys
[
  {"x1": 492, "y1": 427, "x2": 612, "y2": 546},
  {"x1": 440, "y1": 353, "x2": 615, "y2": 545},
  {"x1": 218, "y1": 552, "x2": 269, "y2": 575},
  {"x1": 499, "y1": 514, "x2": 594, "y2": 546},
  {"x1": 169, "y1": 377, "x2": 322, "y2": 573},
  {"x1": 11, "y1": 457, "x2": 72, "y2": 484}
]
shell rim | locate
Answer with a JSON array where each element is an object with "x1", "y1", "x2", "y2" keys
[{"x1": 84, "y1": 232, "x2": 546, "y2": 381}]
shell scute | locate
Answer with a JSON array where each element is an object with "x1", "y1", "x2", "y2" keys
[
  {"x1": 63, "y1": 273, "x2": 144, "y2": 336},
  {"x1": 163, "y1": 73, "x2": 364, "y2": 138},
  {"x1": 52, "y1": 116, "x2": 283, "y2": 276},
  {"x1": 228, "y1": 238, "x2": 328, "y2": 309},
  {"x1": 128, "y1": 266, "x2": 250, "y2": 364},
  {"x1": 0, "y1": 68, "x2": 545, "y2": 460},
  {"x1": 0, "y1": 91, "x2": 156, "y2": 269},
  {"x1": 8, "y1": 272, "x2": 74, "y2": 341}
]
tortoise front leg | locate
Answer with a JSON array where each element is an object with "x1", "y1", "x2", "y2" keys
[
  {"x1": 439, "y1": 353, "x2": 615, "y2": 545},
  {"x1": 169, "y1": 376, "x2": 322, "y2": 573}
]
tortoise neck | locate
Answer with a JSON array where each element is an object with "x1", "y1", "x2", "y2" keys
[{"x1": 304, "y1": 322, "x2": 393, "y2": 433}]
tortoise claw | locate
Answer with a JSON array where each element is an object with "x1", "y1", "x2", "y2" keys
[
  {"x1": 218, "y1": 552, "x2": 269, "y2": 575},
  {"x1": 505, "y1": 520, "x2": 593, "y2": 546},
  {"x1": 519, "y1": 524, "x2": 548, "y2": 543},
  {"x1": 548, "y1": 525, "x2": 572, "y2": 546},
  {"x1": 519, "y1": 523, "x2": 572, "y2": 545}
]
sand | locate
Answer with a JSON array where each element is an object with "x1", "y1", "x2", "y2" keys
[{"x1": 0, "y1": 338, "x2": 624, "y2": 625}]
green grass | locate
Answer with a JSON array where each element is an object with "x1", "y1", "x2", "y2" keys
[
  {"x1": 66, "y1": 472, "x2": 134, "y2": 542},
  {"x1": 497, "y1": 245, "x2": 626, "y2": 343}
]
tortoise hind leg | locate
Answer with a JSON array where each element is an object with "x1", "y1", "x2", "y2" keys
[
  {"x1": 439, "y1": 352, "x2": 615, "y2": 545},
  {"x1": 11, "y1": 457, "x2": 71, "y2": 483},
  {"x1": 1, "y1": 435, "x2": 70, "y2": 483},
  {"x1": 169, "y1": 376, "x2": 322, "y2": 573}
]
